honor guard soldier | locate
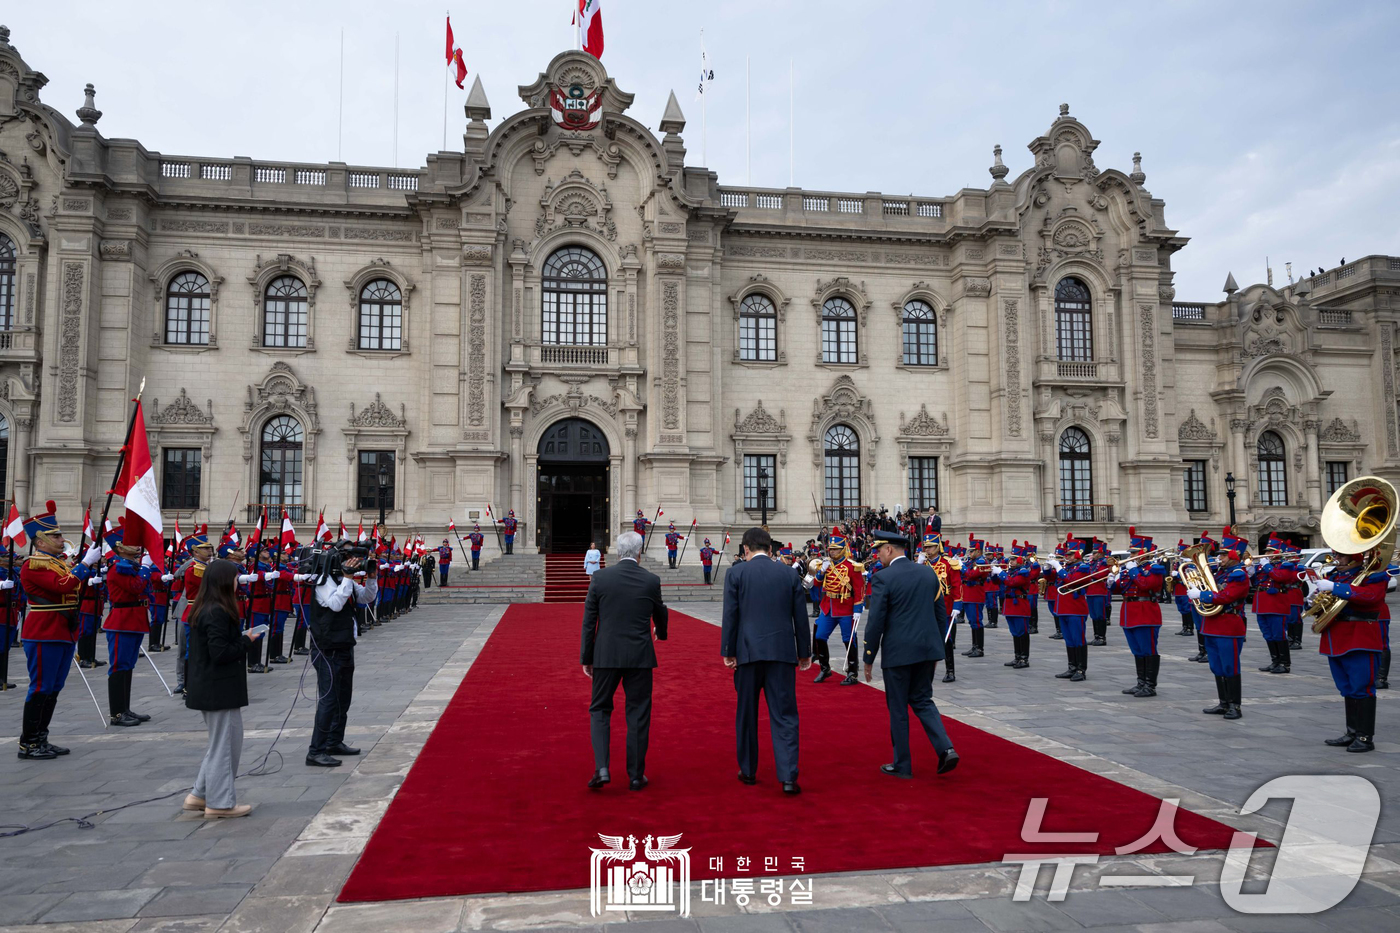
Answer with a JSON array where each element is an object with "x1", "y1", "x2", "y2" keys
[
  {"x1": 633, "y1": 510, "x2": 651, "y2": 536},
  {"x1": 699, "y1": 538, "x2": 717, "y2": 584},
  {"x1": 175, "y1": 527, "x2": 213, "y2": 694},
  {"x1": 1109, "y1": 528, "x2": 1168, "y2": 697},
  {"x1": 983, "y1": 544, "x2": 1002, "y2": 629},
  {"x1": 1311, "y1": 552, "x2": 1389, "y2": 753},
  {"x1": 811, "y1": 527, "x2": 866, "y2": 685},
  {"x1": 1285, "y1": 542, "x2": 1307, "y2": 650},
  {"x1": 1051, "y1": 541, "x2": 1091, "y2": 681},
  {"x1": 959, "y1": 536, "x2": 989, "y2": 658},
  {"x1": 1186, "y1": 527, "x2": 1250, "y2": 720},
  {"x1": 0, "y1": 543, "x2": 20, "y2": 690},
  {"x1": 18, "y1": 501, "x2": 101, "y2": 760},
  {"x1": 1187, "y1": 530, "x2": 1217, "y2": 663},
  {"x1": 74, "y1": 552, "x2": 106, "y2": 670},
  {"x1": 101, "y1": 522, "x2": 155, "y2": 727},
  {"x1": 499, "y1": 510, "x2": 519, "y2": 555},
  {"x1": 468, "y1": 525, "x2": 485, "y2": 570},
  {"x1": 664, "y1": 523, "x2": 684, "y2": 569},
  {"x1": 269, "y1": 546, "x2": 295, "y2": 663},
  {"x1": 1172, "y1": 538, "x2": 1195, "y2": 637},
  {"x1": 926, "y1": 534, "x2": 962, "y2": 683},
  {"x1": 1253, "y1": 535, "x2": 1295, "y2": 675},
  {"x1": 290, "y1": 555, "x2": 311, "y2": 655},
  {"x1": 436, "y1": 539, "x2": 453, "y2": 586},
  {"x1": 992, "y1": 542, "x2": 1038, "y2": 670},
  {"x1": 148, "y1": 551, "x2": 174, "y2": 652}
]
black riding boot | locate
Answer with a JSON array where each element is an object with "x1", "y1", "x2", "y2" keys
[
  {"x1": 1056, "y1": 644, "x2": 1076, "y2": 678},
  {"x1": 1203, "y1": 676, "x2": 1228, "y2": 714},
  {"x1": 1377, "y1": 649, "x2": 1391, "y2": 690},
  {"x1": 1069, "y1": 645, "x2": 1086, "y2": 681},
  {"x1": 1123, "y1": 655, "x2": 1147, "y2": 694},
  {"x1": 17, "y1": 697, "x2": 54, "y2": 759},
  {"x1": 1326, "y1": 697, "x2": 1358, "y2": 746},
  {"x1": 1051, "y1": 615, "x2": 1063, "y2": 639},
  {"x1": 943, "y1": 637, "x2": 956, "y2": 682},
  {"x1": 122, "y1": 670, "x2": 150, "y2": 722},
  {"x1": 1138, "y1": 655, "x2": 1160, "y2": 697},
  {"x1": 77, "y1": 628, "x2": 98, "y2": 666},
  {"x1": 1224, "y1": 675, "x2": 1243, "y2": 719},
  {"x1": 1178, "y1": 613, "x2": 1194, "y2": 636},
  {"x1": 1191, "y1": 632, "x2": 1207, "y2": 662},
  {"x1": 812, "y1": 638, "x2": 833, "y2": 682},
  {"x1": 1275, "y1": 639, "x2": 1291, "y2": 674},
  {"x1": 1348, "y1": 697, "x2": 1376, "y2": 752},
  {"x1": 1019, "y1": 633, "x2": 1031, "y2": 667},
  {"x1": 269, "y1": 630, "x2": 288, "y2": 664},
  {"x1": 109, "y1": 675, "x2": 139, "y2": 727},
  {"x1": 291, "y1": 622, "x2": 308, "y2": 655},
  {"x1": 1030, "y1": 604, "x2": 1040, "y2": 635},
  {"x1": 1259, "y1": 641, "x2": 1279, "y2": 672},
  {"x1": 840, "y1": 644, "x2": 859, "y2": 685},
  {"x1": 1090, "y1": 618, "x2": 1107, "y2": 646}
]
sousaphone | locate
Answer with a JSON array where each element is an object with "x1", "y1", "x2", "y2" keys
[{"x1": 1306, "y1": 476, "x2": 1399, "y2": 631}]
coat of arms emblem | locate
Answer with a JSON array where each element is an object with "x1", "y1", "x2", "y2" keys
[
  {"x1": 589, "y1": 833, "x2": 692, "y2": 917},
  {"x1": 550, "y1": 83, "x2": 603, "y2": 131}
]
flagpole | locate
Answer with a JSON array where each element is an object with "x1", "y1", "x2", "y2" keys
[
  {"x1": 746, "y1": 54, "x2": 751, "y2": 186},
  {"x1": 443, "y1": 10, "x2": 450, "y2": 151},
  {"x1": 76, "y1": 379, "x2": 146, "y2": 633},
  {"x1": 393, "y1": 32, "x2": 400, "y2": 167},
  {"x1": 337, "y1": 28, "x2": 344, "y2": 162},
  {"x1": 700, "y1": 30, "x2": 707, "y2": 168},
  {"x1": 789, "y1": 58, "x2": 794, "y2": 186}
]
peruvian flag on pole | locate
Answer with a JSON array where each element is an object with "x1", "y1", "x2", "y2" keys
[
  {"x1": 339, "y1": 513, "x2": 348, "y2": 541},
  {"x1": 248, "y1": 507, "x2": 268, "y2": 550},
  {"x1": 82, "y1": 503, "x2": 94, "y2": 548},
  {"x1": 357, "y1": 519, "x2": 367, "y2": 544},
  {"x1": 280, "y1": 509, "x2": 297, "y2": 549},
  {"x1": 3, "y1": 502, "x2": 26, "y2": 548},
  {"x1": 573, "y1": 0, "x2": 604, "y2": 59},
  {"x1": 173, "y1": 517, "x2": 183, "y2": 552},
  {"x1": 448, "y1": 518, "x2": 457, "y2": 534},
  {"x1": 446, "y1": 15, "x2": 468, "y2": 88},
  {"x1": 315, "y1": 509, "x2": 330, "y2": 543},
  {"x1": 113, "y1": 400, "x2": 166, "y2": 558}
]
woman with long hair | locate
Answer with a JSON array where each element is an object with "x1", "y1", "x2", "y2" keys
[{"x1": 183, "y1": 559, "x2": 263, "y2": 818}]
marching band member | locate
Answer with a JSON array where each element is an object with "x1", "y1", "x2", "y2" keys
[
  {"x1": 1187, "y1": 530, "x2": 1216, "y2": 663},
  {"x1": 1253, "y1": 536, "x2": 1294, "y2": 675},
  {"x1": 1110, "y1": 528, "x2": 1168, "y2": 697},
  {"x1": 101, "y1": 522, "x2": 156, "y2": 727},
  {"x1": 1172, "y1": 539, "x2": 1195, "y2": 638},
  {"x1": 1086, "y1": 540, "x2": 1110, "y2": 646},
  {"x1": 993, "y1": 542, "x2": 1037, "y2": 670},
  {"x1": 983, "y1": 544, "x2": 1001, "y2": 629},
  {"x1": 1052, "y1": 541, "x2": 1091, "y2": 681},
  {"x1": 1285, "y1": 542, "x2": 1306, "y2": 650},
  {"x1": 960, "y1": 536, "x2": 989, "y2": 658},
  {"x1": 1310, "y1": 550, "x2": 1388, "y2": 752},
  {"x1": 1187, "y1": 528, "x2": 1249, "y2": 720},
  {"x1": 810, "y1": 527, "x2": 866, "y2": 685},
  {"x1": 174, "y1": 527, "x2": 213, "y2": 695}
]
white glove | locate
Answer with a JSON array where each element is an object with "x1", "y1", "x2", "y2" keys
[
  {"x1": 294, "y1": 573, "x2": 317, "y2": 583},
  {"x1": 92, "y1": 574, "x2": 105, "y2": 585},
  {"x1": 803, "y1": 574, "x2": 815, "y2": 586},
  {"x1": 1315, "y1": 579, "x2": 1335, "y2": 594},
  {"x1": 82, "y1": 546, "x2": 101, "y2": 566},
  {"x1": 1186, "y1": 587, "x2": 1202, "y2": 600},
  {"x1": 949, "y1": 608, "x2": 962, "y2": 624},
  {"x1": 264, "y1": 570, "x2": 280, "y2": 581},
  {"x1": 161, "y1": 573, "x2": 175, "y2": 582},
  {"x1": 853, "y1": 612, "x2": 863, "y2": 625},
  {"x1": 141, "y1": 554, "x2": 155, "y2": 567},
  {"x1": 1050, "y1": 559, "x2": 1063, "y2": 572},
  {"x1": 237, "y1": 573, "x2": 258, "y2": 584},
  {"x1": 0, "y1": 580, "x2": 13, "y2": 591},
  {"x1": 1258, "y1": 558, "x2": 1272, "y2": 569},
  {"x1": 1123, "y1": 560, "x2": 1138, "y2": 572}
]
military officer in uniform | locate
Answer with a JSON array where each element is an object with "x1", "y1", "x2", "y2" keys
[
  {"x1": 699, "y1": 538, "x2": 717, "y2": 584},
  {"x1": 17, "y1": 501, "x2": 101, "y2": 760},
  {"x1": 436, "y1": 539, "x2": 453, "y2": 586},
  {"x1": 1186, "y1": 528, "x2": 1250, "y2": 720},
  {"x1": 499, "y1": 510, "x2": 519, "y2": 555},
  {"x1": 862, "y1": 529, "x2": 960, "y2": 778},
  {"x1": 1311, "y1": 550, "x2": 1388, "y2": 752},
  {"x1": 467, "y1": 524, "x2": 485, "y2": 570},
  {"x1": 1108, "y1": 528, "x2": 1168, "y2": 697},
  {"x1": 664, "y1": 523, "x2": 684, "y2": 569},
  {"x1": 810, "y1": 527, "x2": 866, "y2": 685},
  {"x1": 101, "y1": 523, "x2": 156, "y2": 726}
]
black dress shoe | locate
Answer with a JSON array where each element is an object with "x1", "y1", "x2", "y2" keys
[
  {"x1": 937, "y1": 748, "x2": 960, "y2": 775},
  {"x1": 1090, "y1": 637, "x2": 1107, "y2": 647},
  {"x1": 1049, "y1": 631, "x2": 1064, "y2": 640},
  {"x1": 293, "y1": 648, "x2": 310, "y2": 656},
  {"x1": 880, "y1": 764, "x2": 913, "y2": 779},
  {"x1": 41, "y1": 741, "x2": 70, "y2": 755},
  {"x1": 839, "y1": 674, "x2": 858, "y2": 686},
  {"x1": 1223, "y1": 704, "x2": 1243, "y2": 720},
  {"x1": 1346, "y1": 735, "x2": 1375, "y2": 753},
  {"x1": 942, "y1": 672, "x2": 956, "y2": 683},
  {"x1": 110, "y1": 712, "x2": 141, "y2": 727},
  {"x1": 737, "y1": 771, "x2": 756, "y2": 785},
  {"x1": 628, "y1": 776, "x2": 649, "y2": 791},
  {"x1": 588, "y1": 769, "x2": 611, "y2": 788},
  {"x1": 1324, "y1": 731, "x2": 1357, "y2": 747},
  {"x1": 781, "y1": 781, "x2": 801, "y2": 795},
  {"x1": 125, "y1": 710, "x2": 152, "y2": 722},
  {"x1": 813, "y1": 669, "x2": 833, "y2": 683},
  {"x1": 305, "y1": 752, "x2": 343, "y2": 767},
  {"x1": 327, "y1": 743, "x2": 360, "y2": 756},
  {"x1": 17, "y1": 743, "x2": 56, "y2": 760},
  {"x1": 1202, "y1": 701, "x2": 1228, "y2": 715},
  {"x1": 270, "y1": 656, "x2": 290, "y2": 664}
]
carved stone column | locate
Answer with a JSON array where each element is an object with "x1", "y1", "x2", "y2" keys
[
  {"x1": 12, "y1": 415, "x2": 31, "y2": 514},
  {"x1": 1303, "y1": 419, "x2": 1322, "y2": 512},
  {"x1": 624, "y1": 425, "x2": 638, "y2": 520},
  {"x1": 1106, "y1": 430, "x2": 1122, "y2": 508},
  {"x1": 1037, "y1": 426, "x2": 1056, "y2": 520},
  {"x1": 1229, "y1": 418, "x2": 1251, "y2": 513},
  {"x1": 508, "y1": 423, "x2": 524, "y2": 513}
]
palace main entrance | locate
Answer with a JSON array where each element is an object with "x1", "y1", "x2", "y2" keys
[{"x1": 535, "y1": 418, "x2": 611, "y2": 553}]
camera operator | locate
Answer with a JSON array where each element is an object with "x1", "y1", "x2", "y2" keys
[{"x1": 299, "y1": 544, "x2": 378, "y2": 768}]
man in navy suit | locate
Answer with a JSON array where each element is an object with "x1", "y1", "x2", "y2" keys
[
  {"x1": 721, "y1": 528, "x2": 813, "y2": 795},
  {"x1": 862, "y1": 529, "x2": 960, "y2": 778}
]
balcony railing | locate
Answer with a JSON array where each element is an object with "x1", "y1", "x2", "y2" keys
[
  {"x1": 246, "y1": 503, "x2": 307, "y2": 524},
  {"x1": 540, "y1": 344, "x2": 611, "y2": 366},
  {"x1": 1172, "y1": 303, "x2": 1207, "y2": 321},
  {"x1": 1318, "y1": 309, "x2": 1353, "y2": 326},
  {"x1": 1056, "y1": 360, "x2": 1100, "y2": 379},
  {"x1": 1056, "y1": 504, "x2": 1115, "y2": 523}
]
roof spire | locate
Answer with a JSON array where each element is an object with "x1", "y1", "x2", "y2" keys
[
  {"x1": 464, "y1": 74, "x2": 491, "y2": 122},
  {"x1": 1129, "y1": 151, "x2": 1146, "y2": 186},
  {"x1": 76, "y1": 82, "x2": 102, "y2": 127},
  {"x1": 659, "y1": 90, "x2": 686, "y2": 135},
  {"x1": 989, "y1": 144, "x2": 1009, "y2": 182},
  {"x1": 1223, "y1": 272, "x2": 1239, "y2": 295}
]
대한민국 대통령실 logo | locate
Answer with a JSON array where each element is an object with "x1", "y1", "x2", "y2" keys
[{"x1": 589, "y1": 833, "x2": 692, "y2": 917}]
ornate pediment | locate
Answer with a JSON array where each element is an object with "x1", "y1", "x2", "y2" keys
[
  {"x1": 1177, "y1": 408, "x2": 1217, "y2": 442},
  {"x1": 1318, "y1": 417, "x2": 1362, "y2": 444},
  {"x1": 898, "y1": 404, "x2": 950, "y2": 437},
  {"x1": 734, "y1": 400, "x2": 786, "y2": 435},
  {"x1": 246, "y1": 363, "x2": 318, "y2": 427},
  {"x1": 811, "y1": 376, "x2": 874, "y2": 428},
  {"x1": 349, "y1": 393, "x2": 407, "y2": 429},
  {"x1": 150, "y1": 388, "x2": 213, "y2": 426},
  {"x1": 534, "y1": 169, "x2": 616, "y2": 242}
]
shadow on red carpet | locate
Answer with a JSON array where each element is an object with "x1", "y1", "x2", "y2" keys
[{"x1": 339, "y1": 604, "x2": 1258, "y2": 902}]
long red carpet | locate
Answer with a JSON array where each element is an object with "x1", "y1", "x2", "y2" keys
[{"x1": 340, "y1": 605, "x2": 1255, "y2": 902}]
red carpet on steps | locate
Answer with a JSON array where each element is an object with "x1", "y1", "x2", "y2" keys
[{"x1": 339, "y1": 604, "x2": 1258, "y2": 903}]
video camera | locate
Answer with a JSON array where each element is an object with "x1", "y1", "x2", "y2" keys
[{"x1": 294, "y1": 540, "x2": 376, "y2": 584}]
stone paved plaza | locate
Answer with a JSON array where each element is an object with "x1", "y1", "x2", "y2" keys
[{"x1": 0, "y1": 600, "x2": 1396, "y2": 933}]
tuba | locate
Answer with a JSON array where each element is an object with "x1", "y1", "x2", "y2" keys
[
  {"x1": 1177, "y1": 543, "x2": 1222, "y2": 617},
  {"x1": 1306, "y1": 476, "x2": 1399, "y2": 632}
]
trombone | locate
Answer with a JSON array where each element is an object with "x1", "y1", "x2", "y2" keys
[{"x1": 1055, "y1": 545, "x2": 1175, "y2": 595}]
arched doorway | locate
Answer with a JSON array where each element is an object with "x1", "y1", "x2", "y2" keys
[{"x1": 536, "y1": 418, "x2": 610, "y2": 553}]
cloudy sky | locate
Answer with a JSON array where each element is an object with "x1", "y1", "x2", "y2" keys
[{"x1": 9, "y1": 1, "x2": 1398, "y2": 298}]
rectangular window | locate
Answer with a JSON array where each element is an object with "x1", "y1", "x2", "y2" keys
[
  {"x1": 357, "y1": 450, "x2": 396, "y2": 511},
  {"x1": 738, "y1": 314, "x2": 776, "y2": 361},
  {"x1": 908, "y1": 457, "x2": 939, "y2": 511},
  {"x1": 821, "y1": 318, "x2": 858, "y2": 364},
  {"x1": 1058, "y1": 460, "x2": 1092, "y2": 521},
  {"x1": 1326, "y1": 461, "x2": 1349, "y2": 496},
  {"x1": 542, "y1": 290, "x2": 607, "y2": 345},
  {"x1": 1184, "y1": 459, "x2": 1208, "y2": 512},
  {"x1": 1056, "y1": 308, "x2": 1093, "y2": 362},
  {"x1": 1257, "y1": 460, "x2": 1288, "y2": 507},
  {"x1": 742, "y1": 455, "x2": 776, "y2": 511},
  {"x1": 161, "y1": 448, "x2": 202, "y2": 510}
]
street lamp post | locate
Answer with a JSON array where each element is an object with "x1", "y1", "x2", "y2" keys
[
  {"x1": 1225, "y1": 472, "x2": 1237, "y2": 527},
  {"x1": 377, "y1": 458, "x2": 390, "y2": 532},
  {"x1": 757, "y1": 466, "x2": 770, "y2": 530}
]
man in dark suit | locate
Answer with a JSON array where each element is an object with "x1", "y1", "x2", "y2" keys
[
  {"x1": 721, "y1": 528, "x2": 812, "y2": 794},
  {"x1": 862, "y1": 529, "x2": 960, "y2": 778},
  {"x1": 581, "y1": 531, "x2": 669, "y2": 791}
]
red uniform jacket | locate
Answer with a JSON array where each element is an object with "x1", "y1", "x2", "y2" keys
[
  {"x1": 274, "y1": 562, "x2": 294, "y2": 612},
  {"x1": 1253, "y1": 562, "x2": 1294, "y2": 615},
  {"x1": 1198, "y1": 566, "x2": 1250, "y2": 638},
  {"x1": 1319, "y1": 568, "x2": 1388, "y2": 656},
  {"x1": 1110, "y1": 564, "x2": 1167, "y2": 627},
  {"x1": 1055, "y1": 564, "x2": 1091, "y2": 616},
  {"x1": 1085, "y1": 558, "x2": 1110, "y2": 598},
  {"x1": 103, "y1": 559, "x2": 153, "y2": 633},
  {"x1": 19, "y1": 553, "x2": 90, "y2": 643},
  {"x1": 819, "y1": 559, "x2": 866, "y2": 617},
  {"x1": 961, "y1": 563, "x2": 989, "y2": 602},
  {"x1": 1000, "y1": 565, "x2": 1035, "y2": 617},
  {"x1": 180, "y1": 560, "x2": 207, "y2": 623}
]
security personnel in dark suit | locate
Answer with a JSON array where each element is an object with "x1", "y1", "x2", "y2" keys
[
  {"x1": 862, "y1": 529, "x2": 960, "y2": 778},
  {"x1": 580, "y1": 532, "x2": 669, "y2": 791},
  {"x1": 721, "y1": 528, "x2": 812, "y2": 794}
]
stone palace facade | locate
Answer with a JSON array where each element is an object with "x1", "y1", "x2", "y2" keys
[{"x1": 2, "y1": 26, "x2": 1397, "y2": 553}]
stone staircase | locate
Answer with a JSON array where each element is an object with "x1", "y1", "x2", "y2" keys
[
  {"x1": 640, "y1": 554, "x2": 730, "y2": 601},
  {"x1": 544, "y1": 553, "x2": 604, "y2": 603},
  {"x1": 419, "y1": 553, "x2": 546, "y2": 604}
]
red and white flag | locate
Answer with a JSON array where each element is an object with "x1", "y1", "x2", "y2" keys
[
  {"x1": 82, "y1": 504, "x2": 94, "y2": 547},
  {"x1": 446, "y1": 15, "x2": 467, "y2": 88},
  {"x1": 221, "y1": 520, "x2": 240, "y2": 549},
  {"x1": 357, "y1": 520, "x2": 366, "y2": 544},
  {"x1": 3, "y1": 502, "x2": 26, "y2": 548},
  {"x1": 315, "y1": 509, "x2": 330, "y2": 543},
  {"x1": 101, "y1": 519, "x2": 116, "y2": 558},
  {"x1": 448, "y1": 518, "x2": 457, "y2": 533},
  {"x1": 248, "y1": 507, "x2": 267, "y2": 550},
  {"x1": 338, "y1": 513, "x2": 348, "y2": 541},
  {"x1": 113, "y1": 400, "x2": 166, "y2": 558},
  {"x1": 445, "y1": 13, "x2": 455, "y2": 63},
  {"x1": 280, "y1": 510, "x2": 298, "y2": 549},
  {"x1": 173, "y1": 517, "x2": 183, "y2": 551},
  {"x1": 573, "y1": 0, "x2": 604, "y2": 59}
]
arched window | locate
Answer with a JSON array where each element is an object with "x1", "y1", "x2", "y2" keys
[
  {"x1": 259, "y1": 415, "x2": 304, "y2": 510},
  {"x1": 1058, "y1": 427, "x2": 1093, "y2": 521},
  {"x1": 821, "y1": 297, "x2": 858, "y2": 364},
  {"x1": 263, "y1": 275, "x2": 308, "y2": 348},
  {"x1": 902, "y1": 299, "x2": 937, "y2": 366},
  {"x1": 0, "y1": 413, "x2": 8, "y2": 501},
  {"x1": 824, "y1": 424, "x2": 861, "y2": 519},
  {"x1": 358, "y1": 279, "x2": 402, "y2": 351},
  {"x1": 0, "y1": 233, "x2": 14, "y2": 330},
  {"x1": 738, "y1": 294, "x2": 777, "y2": 362},
  {"x1": 1054, "y1": 277, "x2": 1093, "y2": 362},
  {"x1": 1257, "y1": 431, "x2": 1288, "y2": 506},
  {"x1": 541, "y1": 247, "x2": 607, "y2": 346},
  {"x1": 164, "y1": 271, "x2": 211, "y2": 345}
]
